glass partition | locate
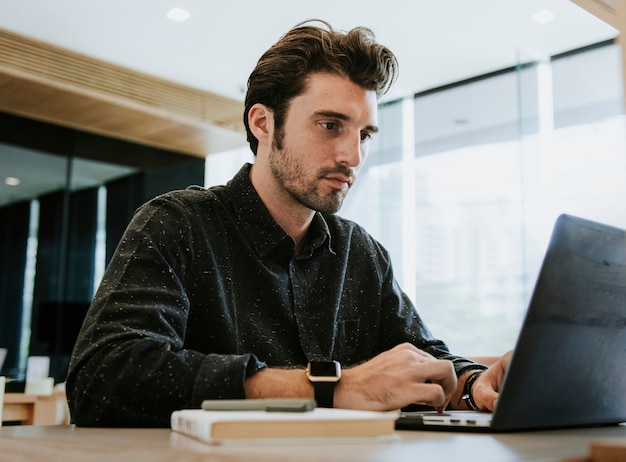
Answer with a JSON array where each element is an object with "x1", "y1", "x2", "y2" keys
[{"x1": 0, "y1": 113, "x2": 204, "y2": 381}]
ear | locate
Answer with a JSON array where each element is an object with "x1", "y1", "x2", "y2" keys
[{"x1": 248, "y1": 103, "x2": 274, "y2": 148}]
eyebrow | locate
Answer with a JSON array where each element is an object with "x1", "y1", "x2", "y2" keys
[{"x1": 314, "y1": 110, "x2": 379, "y2": 133}]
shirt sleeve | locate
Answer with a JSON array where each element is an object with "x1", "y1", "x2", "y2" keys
[{"x1": 66, "y1": 192, "x2": 267, "y2": 427}]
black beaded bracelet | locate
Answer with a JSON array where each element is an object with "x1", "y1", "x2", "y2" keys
[{"x1": 460, "y1": 369, "x2": 484, "y2": 411}]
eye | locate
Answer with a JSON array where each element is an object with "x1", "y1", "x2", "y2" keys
[
  {"x1": 361, "y1": 131, "x2": 373, "y2": 142},
  {"x1": 320, "y1": 122, "x2": 338, "y2": 131}
]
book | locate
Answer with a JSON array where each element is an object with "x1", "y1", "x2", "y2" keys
[{"x1": 171, "y1": 408, "x2": 399, "y2": 445}]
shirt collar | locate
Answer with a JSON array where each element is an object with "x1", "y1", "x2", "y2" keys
[{"x1": 226, "y1": 163, "x2": 334, "y2": 259}]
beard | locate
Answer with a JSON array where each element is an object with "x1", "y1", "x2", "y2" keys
[{"x1": 268, "y1": 141, "x2": 353, "y2": 214}]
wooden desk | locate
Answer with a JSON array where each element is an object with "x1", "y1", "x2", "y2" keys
[
  {"x1": 2, "y1": 393, "x2": 57, "y2": 425},
  {"x1": 1, "y1": 424, "x2": 626, "y2": 461}
]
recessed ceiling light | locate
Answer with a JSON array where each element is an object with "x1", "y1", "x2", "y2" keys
[
  {"x1": 5, "y1": 176, "x2": 21, "y2": 186},
  {"x1": 532, "y1": 9, "x2": 556, "y2": 24},
  {"x1": 166, "y1": 7, "x2": 191, "y2": 22}
]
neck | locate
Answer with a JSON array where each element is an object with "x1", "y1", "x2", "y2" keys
[{"x1": 249, "y1": 163, "x2": 314, "y2": 254}]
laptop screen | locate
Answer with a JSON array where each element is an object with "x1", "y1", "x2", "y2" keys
[
  {"x1": 397, "y1": 214, "x2": 626, "y2": 432},
  {"x1": 492, "y1": 214, "x2": 626, "y2": 430}
]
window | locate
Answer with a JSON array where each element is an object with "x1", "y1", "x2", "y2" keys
[{"x1": 342, "y1": 41, "x2": 626, "y2": 356}]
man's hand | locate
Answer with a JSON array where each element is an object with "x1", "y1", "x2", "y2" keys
[
  {"x1": 245, "y1": 346, "x2": 511, "y2": 414},
  {"x1": 471, "y1": 350, "x2": 513, "y2": 411},
  {"x1": 334, "y1": 343, "x2": 457, "y2": 412}
]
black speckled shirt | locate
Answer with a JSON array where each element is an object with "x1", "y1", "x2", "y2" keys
[{"x1": 66, "y1": 163, "x2": 478, "y2": 427}]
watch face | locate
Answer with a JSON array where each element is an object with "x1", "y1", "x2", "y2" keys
[{"x1": 308, "y1": 361, "x2": 340, "y2": 378}]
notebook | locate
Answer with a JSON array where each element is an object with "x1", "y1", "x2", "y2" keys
[
  {"x1": 396, "y1": 214, "x2": 626, "y2": 432},
  {"x1": 0, "y1": 348, "x2": 6, "y2": 372}
]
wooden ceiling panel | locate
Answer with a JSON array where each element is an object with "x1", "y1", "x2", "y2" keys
[{"x1": 0, "y1": 28, "x2": 246, "y2": 157}]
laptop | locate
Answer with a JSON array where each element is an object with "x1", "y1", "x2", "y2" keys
[{"x1": 397, "y1": 213, "x2": 626, "y2": 432}]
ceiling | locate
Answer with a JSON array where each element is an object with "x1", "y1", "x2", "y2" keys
[
  {"x1": 0, "y1": 0, "x2": 619, "y2": 207},
  {"x1": 0, "y1": 0, "x2": 618, "y2": 102}
]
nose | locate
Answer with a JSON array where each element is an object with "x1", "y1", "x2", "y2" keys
[{"x1": 337, "y1": 131, "x2": 365, "y2": 168}]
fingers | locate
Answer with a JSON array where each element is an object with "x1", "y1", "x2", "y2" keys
[
  {"x1": 407, "y1": 360, "x2": 456, "y2": 406},
  {"x1": 471, "y1": 350, "x2": 513, "y2": 411},
  {"x1": 410, "y1": 381, "x2": 449, "y2": 411},
  {"x1": 393, "y1": 343, "x2": 457, "y2": 399},
  {"x1": 415, "y1": 359, "x2": 457, "y2": 412},
  {"x1": 472, "y1": 377, "x2": 499, "y2": 411},
  {"x1": 335, "y1": 343, "x2": 458, "y2": 411}
]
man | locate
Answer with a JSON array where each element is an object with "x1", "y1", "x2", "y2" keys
[{"x1": 67, "y1": 20, "x2": 510, "y2": 427}]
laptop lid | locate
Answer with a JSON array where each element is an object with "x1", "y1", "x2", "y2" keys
[{"x1": 398, "y1": 214, "x2": 626, "y2": 432}]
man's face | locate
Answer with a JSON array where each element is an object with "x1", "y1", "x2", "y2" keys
[{"x1": 269, "y1": 73, "x2": 378, "y2": 214}]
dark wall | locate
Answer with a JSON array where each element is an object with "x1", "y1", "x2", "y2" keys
[
  {"x1": 0, "y1": 111, "x2": 205, "y2": 381},
  {"x1": 0, "y1": 201, "x2": 30, "y2": 375}
]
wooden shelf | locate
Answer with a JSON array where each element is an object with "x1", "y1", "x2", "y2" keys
[{"x1": 3, "y1": 393, "x2": 57, "y2": 425}]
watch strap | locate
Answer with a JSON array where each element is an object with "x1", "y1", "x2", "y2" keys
[{"x1": 312, "y1": 381, "x2": 336, "y2": 408}]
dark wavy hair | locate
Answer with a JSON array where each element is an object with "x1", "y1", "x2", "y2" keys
[{"x1": 243, "y1": 19, "x2": 399, "y2": 154}]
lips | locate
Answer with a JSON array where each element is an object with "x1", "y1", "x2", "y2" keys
[{"x1": 323, "y1": 174, "x2": 352, "y2": 189}]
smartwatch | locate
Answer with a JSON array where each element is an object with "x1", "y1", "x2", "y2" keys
[{"x1": 306, "y1": 360, "x2": 341, "y2": 408}]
